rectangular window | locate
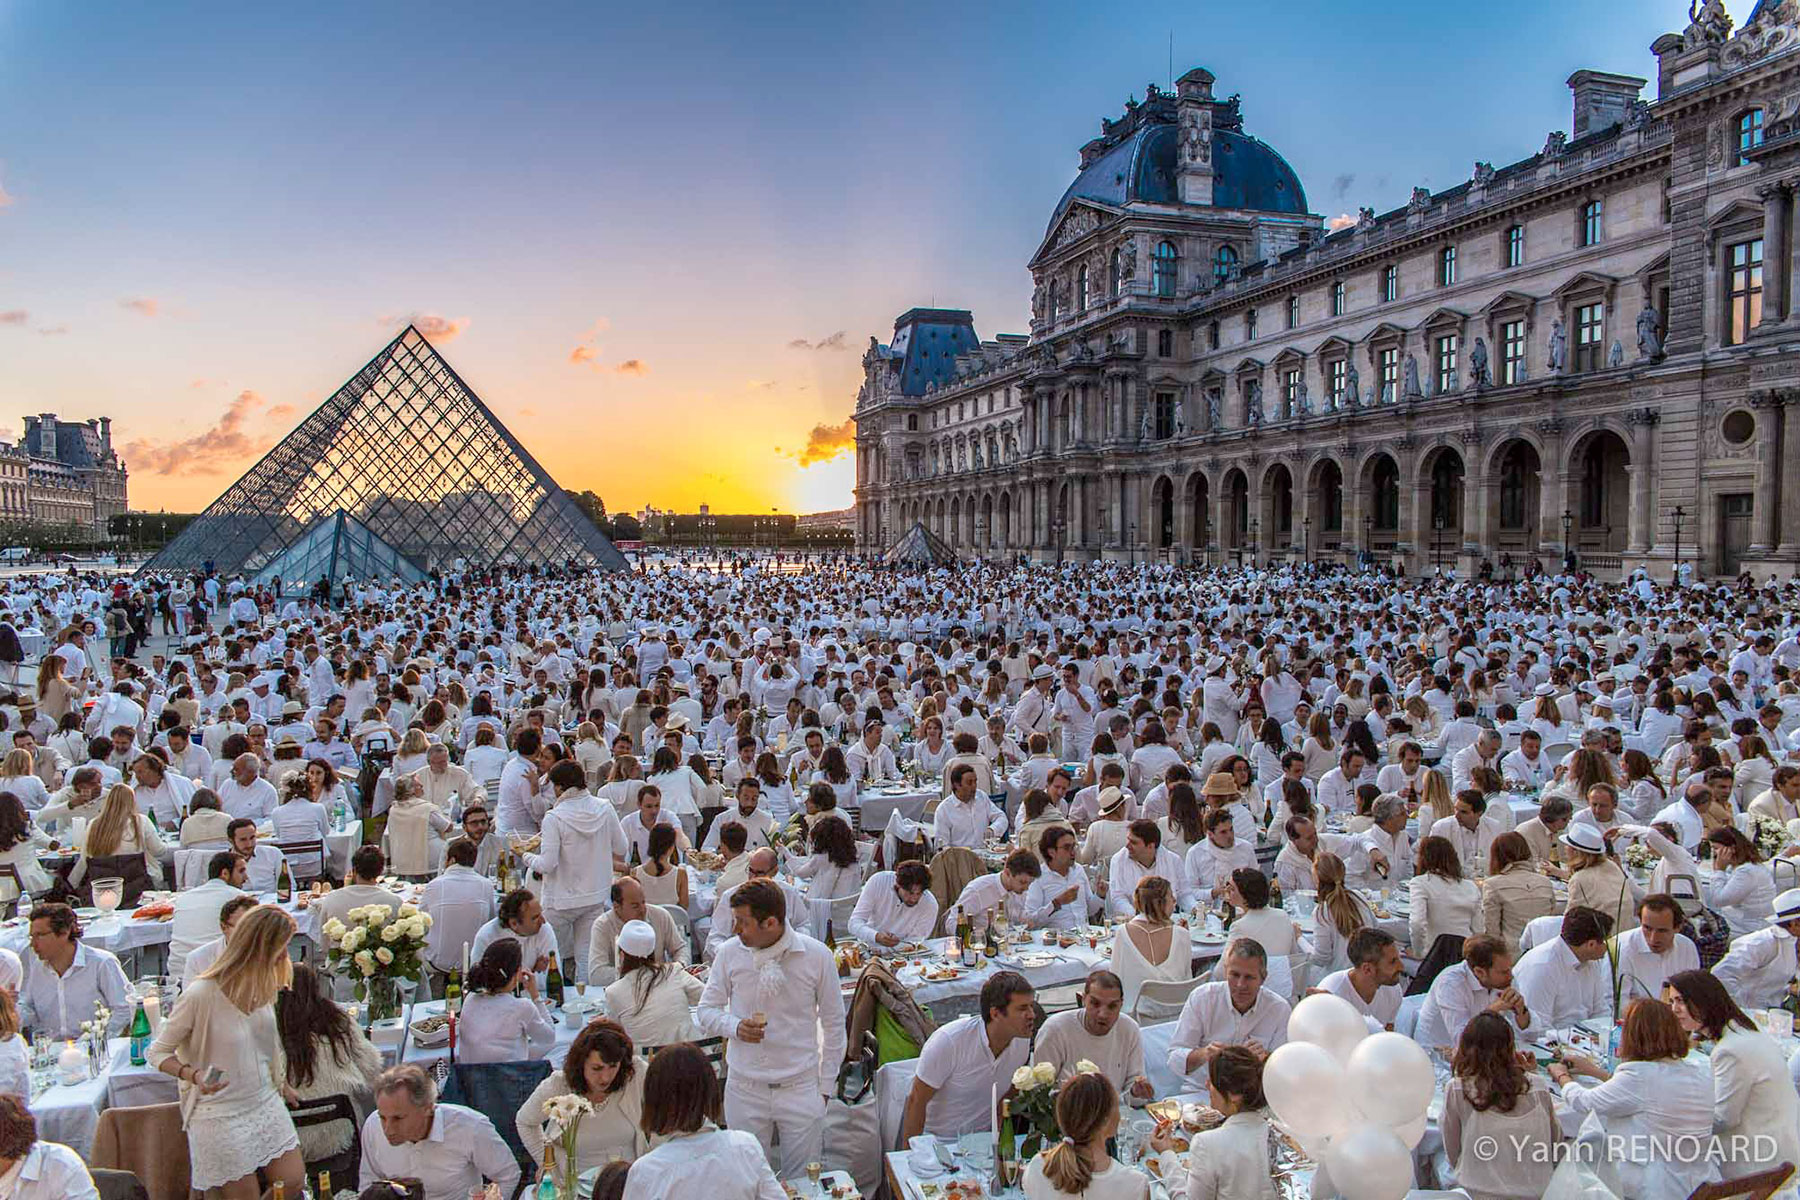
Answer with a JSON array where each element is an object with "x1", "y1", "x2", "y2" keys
[
  {"x1": 1157, "y1": 329, "x2": 1173, "y2": 357},
  {"x1": 1505, "y1": 225, "x2": 1524, "y2": 269},
  {"x1": 1435, "y1": 334, "x2": 1459, "y2": 394},
  {"x1": 1208, "y1": 321, "x2": 1220, "y2": 350},
  {"x1": 1331, "y1": 282, "x2": 1345, "y2": 316},
  {"x1": 1154, "y1": 392, "x2": 1175, "y2": 439},
  {"x1": 1282, "y1": 369, "x2": 1300, "y2": 418},
  {"x1": 1246, "y1": 308, "x2": 1258, "y2": 340},
  {"x1": 1729, "y1": 238, "x2": 1765, "y2": 345},
  {"x1": 1740, "y1": 110, "x2": 1765, "y2": 166},
  {"x1": 1329, "y1": 359, "x2": 1347, "y2": 407},
  {"x1": 1581, "y1": 201, "x2": 1603, "y2": 248},
  {"x1": 1574, "y1": 303, "x2": 1605, "y2": 372},
  {"x1": 1382, "y1": 265, "x2": 1398, "y2": 303},
  {"x1": 1287, "y1": 296, "x2": 1300, "y2": 329},
  {"x1": 1439, "y1": 245, "x2": 1457, "y2": 287},
  {"x1": 1502, "y1": 320, "x2": 1527, "y2": 385},
  {"x1": 1379, "y1": 347, "x2": 1399, "y2": 402}
]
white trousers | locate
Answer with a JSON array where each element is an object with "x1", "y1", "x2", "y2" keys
[
  {"x1": 543, "y1": 901, "x2": 605, "y2": 980},
  {"x1": 724, "y1": 1072, "x2": 825, "y2": 1178}
]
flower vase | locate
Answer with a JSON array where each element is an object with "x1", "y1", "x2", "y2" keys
[
  {"x1": 88, "y1": 1032, "x2": 104, "y2": 1075},
  {"x1": 1022, "y1": 1132, "x2": 1043, "y2": 1163},
  {"x1": 365, "y1": 977, "x2": 401, "y2": 1025}
]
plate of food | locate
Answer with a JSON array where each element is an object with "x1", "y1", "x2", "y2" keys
[
  {"x1": 1193, "y1": 930, "x2": 1229, "y2": 944},
  {"x1": 1011, "y1": 952, "x2": 1059, "y2": 969},
  {"x1": 410, "y1": 1013, "x2": 452, "y2": 1047},
  {"x1": 918, "y1": 964, "x2": 964, "y2": 982},
  {"x1": 888, "y1": 940, "x2": 930, "y2": 957}
]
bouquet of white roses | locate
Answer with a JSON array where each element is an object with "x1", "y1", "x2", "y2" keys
[
  {"x1": 1622, "y1": 841, "x2": 1659, "y2": 872},
  {"x1": 1747, "y1": 813, "x2": 1790, "y2": 863},
  {"x1": 540, "y1": 1092, "x2": 592, "y2": 1193},
  {"x1": 321, "y1": 903, "x2": 431, "y2": 1018},
  {"x1": 1009, "y1": 1061, "x2": 1061, "y2": 1157}
]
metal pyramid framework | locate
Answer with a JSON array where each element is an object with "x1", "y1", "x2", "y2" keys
[
  {"x1": 250, "y1": 509, "x2": 430, "y2": 590},
  {"x1": 882, "y1": 521, "x2": 958, "y2": 565},
  {"x1": 143, "y1": 326, "x2": 626, "y2": 577}
]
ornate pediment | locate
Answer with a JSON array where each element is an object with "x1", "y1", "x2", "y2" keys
[
  {"x1": 1551, "y1": 270, "x2": 1617, "y2": 300},
  {"x1": 1420, "y1": 306, "x2": 1469, "y2": 331},
  {"x1": 1031, "y1": 201, "x2": 1117, "y2": 266},
  {"x1": 1480, "y1": 290, "x2": 1538, "y2": 317}
]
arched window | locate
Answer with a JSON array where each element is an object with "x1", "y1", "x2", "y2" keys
[
  {"x1": 1213, "y1": 245, "x2": 1239, "y2": 284},
  {"x1": 1076, "y1": 266, "x2": 1089, "y2": 312},
  {"x1": 1153, "y1": 241, "x2": 1178, "y2": 298},
  {"x1": 1739, "y1": 109, "x2": 1765, "y2": 166},
  {"x1": 1108, "y1": 250, "x2": 1120, "y2": 297},
  {"x1": 1372, "y1": 458, "x2": 1400, "y2": 530},
  {"x1": 1499, "y1": 444, "x2": 1530, "y2": 529}
]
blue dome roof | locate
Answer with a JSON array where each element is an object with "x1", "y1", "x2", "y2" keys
[{"x1": 1047, "y1": 122, "x2": 1308, "y2": 234}]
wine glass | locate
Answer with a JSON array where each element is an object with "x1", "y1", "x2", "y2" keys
[
  {"x1": 805, "y1": 1161, "x2": 824, "y2": 1196},
  {"x1": 92, "y1": 879, "x2": 123, "y2": 920}
]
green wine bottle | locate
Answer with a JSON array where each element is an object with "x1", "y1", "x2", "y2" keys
[
  {"x1": 545, "y1": 957, "x2": 565, "y2": 1009},
  {"x1": 128, "y1": 1000, "x2": 151, "y2": 1066}
]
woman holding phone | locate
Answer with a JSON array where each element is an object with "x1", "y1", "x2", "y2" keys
[{"x1": 147, "y1": 905, "x2": 306, "y2": 1200}]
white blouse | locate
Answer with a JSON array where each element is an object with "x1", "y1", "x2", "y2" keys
[
  {"x1": 455, "y1": 991, "x2": 556, "y2": 1064},
  {"x1": 1409, "y1": 873, "x2": 1484, "y2": 952}
]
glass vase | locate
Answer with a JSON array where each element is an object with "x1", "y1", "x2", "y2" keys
[{"x1": 365, "y1": 976, "x2": 401, "y2": 1025}]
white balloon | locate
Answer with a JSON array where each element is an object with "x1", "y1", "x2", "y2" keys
[
  {"x1": 1261, "y1": 1042, "x2": 1353, "y2": 1143},
  {"x1": 1395, "y1": 1114, "x2": 1428, "y2": 1149},
  {"x1": 1345, "y1": 1032, "x2": 1436, "y2": 1126},
  {"x1": 1287, "y1": 991, "x2": 1370, "y2": 1064},
  {"x1": 1321, "y1": 1123, "x2": 1415, "y2": 1200}
]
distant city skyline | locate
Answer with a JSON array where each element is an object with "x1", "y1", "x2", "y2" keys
[{"x1": 0, "y1": 0, "x2": 1738, "y2": 516}]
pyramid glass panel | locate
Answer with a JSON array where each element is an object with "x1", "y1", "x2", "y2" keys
[
  {"x1": 250, "y1": 510, "x2": 430, "y2": 590},
  {"x1": 882, "y1": 522, "x2": 958, "y2": 565},
  {"x1": 143, "y1": 327, "x2": 625, "y2": 576}
]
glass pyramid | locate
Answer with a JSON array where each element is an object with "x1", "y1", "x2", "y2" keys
[
  {"x1": 250, "y1": 509, "x2": 430, "y2": 590},
  {"x1": 143, "y1": 326, "x2": 625, "y2": 576},
  {"x1": 882, "y1": 521, "x2": 958, "y2": 565}
]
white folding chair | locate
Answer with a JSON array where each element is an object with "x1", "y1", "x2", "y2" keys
[{"x1": 1132, "y1": 976, "x2": 1202, "y2": 1023}]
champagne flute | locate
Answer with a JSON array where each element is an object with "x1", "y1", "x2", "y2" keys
[{"x1": 805, "y1": 1161, "x2": 824, "y2": 1197}]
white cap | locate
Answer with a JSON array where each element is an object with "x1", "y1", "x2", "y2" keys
[
  {"x1": 1774, "y1": 889, "x2": 1800, "y2": 922},
  {"x1": 617, "y1": 919, "x2": 658, "y2": 958}
]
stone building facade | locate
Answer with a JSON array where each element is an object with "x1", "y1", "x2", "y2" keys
[
  {"x1": 9, "y1": 415, "x2": 129, "y2": 535},
  {"x1": 853, "y1": 2, "x2": 1800, "y2": 581}
]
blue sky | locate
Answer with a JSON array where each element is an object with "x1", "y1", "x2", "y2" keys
[{"x1": 0, "y1": 0, "x2": 1734, "y2": 513}]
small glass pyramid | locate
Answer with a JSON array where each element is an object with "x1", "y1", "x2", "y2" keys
[
  {"x1": 882, "y1": 521, "x2": 958, "y2": 565},
  {"x1": 143, "y1": 326, "x2": 625, "y2": 577},
  {"x1": 250, "y1": 509, "x2": 429, "y2": 590}
]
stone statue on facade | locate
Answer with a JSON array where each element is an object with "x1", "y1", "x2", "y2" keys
[
  {"x1": 971, "y1": 442, "x2": 983, "y2": 469},
  {"x1": 1685, "y1": 0, "x2": 1733, "y2": 46},
  {"x1": 1007, "y1": 432, "x2": 1018, "y2": 461},
  {"x1": 1637, "y1": 305, "x2": 1666, "y2": 360},
  {"x1": 1139, "y1": 404, "x2": 1152, "y2": 441},
  {"x1": 1070, "y1": 338, "x2": 1095, "y2": 362},
  {"x1": 1174, "y1": 402, "x2": 1188, "y2": 437},
  {"x1": 1246, "y1": 380, "x2": 1265, "y2": 426},
  {"x1": 1472, "y1": 161, "x2": 1496, "y2": 187},
  {"x1": 1547, "y1": 319, "x2": 1568, "y2": 373},
  {"x1": 1345, "y1": 361, "x2": 1361, "y2": 409},
  {"x1": 1118, "y1": 240, "x2": 1137, "y2": 289},
  {"x1": 1031, "y1": 281, "x2": 1047, "y2": 321},
  {"x1": 1608, "y1": 339, "x2": 1625, "y2": 369},
  {"x1": 1469, "y1": 338, "x2": 1491, "y2": 390},
  {"x1": 1294, "y1": 379, "x2": 1311, "y2": 416},
  {"x1": 1356, "y1": 207, "x2": 1376, "y2": 233},
  {"x1": 1206, "y1": 389, "x2": 1222, "y2": 430},
  {"x1": 1402, "y1": 353, "x2": 1423, "y2": 400}
]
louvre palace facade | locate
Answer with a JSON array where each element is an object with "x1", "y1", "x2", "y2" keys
[{"x1": 851, "y1": 1, "x2": 1800, "y2": 580}]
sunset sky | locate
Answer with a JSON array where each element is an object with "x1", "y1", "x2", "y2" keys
[{"x1": 0, "y1": 0, "x2": 1716, "y2": 517}]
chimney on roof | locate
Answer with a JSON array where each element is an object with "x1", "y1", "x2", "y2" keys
[
  {"x1": 97, "y1": 417, "x2": 111, "y2": 455},
  {"x1": 1568, "y1": 70, "x2": 1647, "y2": 140},
  {"x1": 35, "y1": 414, "x2": 56, "y2": 458},
  {"x1": 1175, "y1": 67, "x2": 1217, "y2": 206}
]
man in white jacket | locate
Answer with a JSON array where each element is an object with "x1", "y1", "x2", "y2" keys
[{"x1": 524, "y1": 760, "x2": 628, "y2": 981}]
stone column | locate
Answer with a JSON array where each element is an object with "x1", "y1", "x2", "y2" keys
[
  {"x1": 1781, "y1": 398, "x2": 1800, "y2": 559},
  {"x1": 1625, "y1": 407, "x2": 1659, "y2": 554},
  {"x1": 1750, "y1": 391, "x2": 1785, "y2": 553},
  {"x1": 1536, "y1": 419, "x2": 1567, "y2": 563},
  {"x1": 1761, "y1": 184, "x2": 1790, "y2": 328},
  {"x1": 1461, "y1": 455, "x2": 1487, "y2": 556}
]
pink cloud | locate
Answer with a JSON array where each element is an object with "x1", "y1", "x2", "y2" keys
[
  {"x1": 1327, "y1": 213, "x2": 1356, "y2": 231},
  {"x1": 121, "y1": 389, "x2": 277, "y2": 476},
  {"x1": 266, "y1": 403, "x2": 296, "y2": 420},
  {"x1": 614, "y1": 359, "x2": 649, "y2": 376},
  {"x1": 0, "y1": 183, "x2": 11, "y2": 209},
  {"x1": 568, "y1": 345, "x2": 597, "y2": 365},
  {"x1": 120, "y1": 297, "x2": 160, "y2": 317}
]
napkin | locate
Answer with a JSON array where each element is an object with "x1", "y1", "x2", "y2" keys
[
  {"x1": 883, "y1": 809, "x2": 925, "y2": 869},
  {"x1": 906, "y1": 1134, "x2": 946, "y2": 1176}
]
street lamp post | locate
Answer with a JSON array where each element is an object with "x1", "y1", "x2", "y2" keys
[
  {"x1": 1054, "y1": 517, "x2": 1066, "y2": 565},
  {"x1": 1250, "y1": 516, "x2": 1260, "y2": 567},
  {"x1": 1362, "y1": 513, "x2": 1373, "y2": 568},
  {"x1": 1561, "y1": 508, "x2": 1574, "y2": 573},
  {"x1": 1127, "y1": 521, "x2": 1137, "y2": 566},
  {"x1": 1672, "y1": 504, "x2": 1686, "y2": 584},
  {"x1": 1433, "y1": 513, "x2": 1445, "y2": 572},
  {"x1": 1204, "y1": 515, "x2": 1214, "y2": 569},
  {"x1": 1301, "y1": 516, "x2": 1311, "y2": 564}
]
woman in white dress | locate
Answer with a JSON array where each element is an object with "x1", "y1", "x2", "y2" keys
[
  {"x1": 517, "y1": 1018, "x2": 646, "y2": 1179},
  {"x1": 1149, "y1": 1045, "x2": 1277, "y2": 1200},
  {"x1": 1409, "y1": 834, "x2": 1485, "y2": 953},
  {"x1": 911, "y1": 717, "x2": 953, "y2": 776},
  {"x1": 1551, "y1": 997, "x2": 1719, "y2": 1200},
  {"x1": 147, "y1": 906, "x2": 305, "y2": 1200},
  {"x1": 632, "y1": 823, "x2": 689, "y2": 910},
  {"x1": 782, "y1": 813, "x2": 862, "y2": 901},
  {"x1": 456, "y1": 938, "x2": 557, "y2": 1064},
  {"x1": 1024, "y1": 1071, "x2": 1150, "y2": 1200},
  {"x1": 621, "y1": 1043, "x2": 784, "y2": 1200},
  {"x1": 1667, "y1": 969, "x2": 1800, "y2": 1185},
  {"x1": 0, "y1": 751, "x2": 49, "y2": 814},
  {"x1": 1701, "y1": 826, "x2": 1775, "y2": 936},
  {"x1": 602, "y1": 920, "x2": 702, "y2": 1047},
  {"x1": 646, "y1": 747, "x2": 705, "y2": 845},
  {"x1": 1107, "y1": 876, "x2": 1191, "y2": 1014}
]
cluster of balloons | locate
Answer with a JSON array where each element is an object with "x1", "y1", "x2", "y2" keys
[{"x1": 1261, "y1": 993, "x2": 1435, "y2": 1200}]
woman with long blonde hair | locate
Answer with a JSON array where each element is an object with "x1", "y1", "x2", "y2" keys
[
  {"x1": 1308, "y1": 852, "x2": 1374, "y2": 978},
  {"x1": 33, "y1": 655, "x2": 77, "y2": 724},
  {"x1": 1024, "y1": 1071, "x2": 1137, "y2": 1199},
  {"x1": 0, "y1": 749, "x2": 48, "y2": 813},
  {"x1": 148, "y1": 906, "x2": 306, "y2": 1200},
  {"x1": 1416, "y1": 768, "x2": 1453, "y2": 830},
  {"x1": 73, "y1": 783, "x2": 166, "y2": 891}
]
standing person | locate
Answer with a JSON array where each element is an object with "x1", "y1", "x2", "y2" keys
[
  {"x1": 1665, "y1": 969, "x2": 1800, "y2": 1183},
  {"x1": 621, "y1": 1043, "x2": 784, "y2": 1200},
  {"x1": 1438, "y1": 1013, "x2": 1562, "y2": 1199},
  {"x1": 456, "y1": 938, "x2": 556, "y2": 1064},
  {"x1": 1022, "y1": 1070, "x2": 1149, "y2": 1200},
  {"x1": 147, "y1": 906, "x2": 306, "y2": 1200},
  {"x1": 525, "y1": 759, "x2": 628, "y2": 982},
  {"x1": 695, "y1": 879, "x2": 845, "y2": 1177}
]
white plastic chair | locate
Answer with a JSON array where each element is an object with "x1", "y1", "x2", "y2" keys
[
  {"x1": 1132, "y1": 976, "x2": 1203, "y2": 1023},
  {"x1": 1517, "y1": 913, "x2": 1562, "y2": 952}
]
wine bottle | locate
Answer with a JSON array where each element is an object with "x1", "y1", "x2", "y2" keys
[
  {"x1": 316, "y1": 1170, "x2": 332, "y2": 1200},
  {"x1": 276, "y1": 858, "x2": 292, "y2": 904},
  {"x1": 536, "y1": 1145, "x2": 558, "y2": 1200},
  {"x1": 984, "y1": 909, "x2": 999, "y2": 958},
  {"x1": 444, "y1": 967, "x2": 463, "y2": 1012},
  {"x1": 545, "y1": 957, "x2": 565, "y2": 1009},
  {"x1": 997, "y1": 1097, "x2": 1017, "y2": 1188},
  {"x1": 128, "y1": 1000, "x2": 150, "y2": 1066}
]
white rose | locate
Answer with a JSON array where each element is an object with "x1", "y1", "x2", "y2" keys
[
  {"x1": 366, "y1": 907, "x2": 388, "y2": 926},
  {"x1": 375, "y1": 947, "x2": 394, "y2": 966},
  {"x1": 1074, "y1": 1059, "x2": 1099, "y2": 1076},
  {"x1": 381, "y1": 924, "x2": 403, "y2": 943},
  {"x1": 354, "y1": 950, "x2": 375, "y2": 976},
  {"x1": 322, "y1": 919, "x2": 346, "y2": 940},
  {"x1": 1033, "y1": 1062, "x2": 1055, "y2": 1086},
  {"x1": 398, "y1": 904, "x2": 419, "y2": 919},
  {"x1": 1012, "y1": 1065, "x2": 1035, "y2": 1090},
  {"x1": 416, "y1": 912, "x2": 433, "y2": 931}
]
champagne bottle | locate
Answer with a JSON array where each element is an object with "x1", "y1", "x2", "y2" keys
[
  {"x1": 536, "y1": 1145, "x2": 558, "y2": 1200},
  {"x1": 276, "y1": 857, "x2": 292, "y2": 903},
  {"x1": 128, "y1": 1000, "x2": 150, "y2": 1066},
  {"x1": 997, "y1": 1097, "x2": 1017, "y2": 1187},
  {"x1": 271, "y1": 1182, "x2": 286, "y2": 1200},
  {"x1": 316, "y1": 1170, "x2": 332, "y2": 1200},
  {"x1": 545, "y1": 957, "x2": 565, "y2": 1009},
  {"x1": 984, "y1": 909, "x2": 999, "y2": 958}
]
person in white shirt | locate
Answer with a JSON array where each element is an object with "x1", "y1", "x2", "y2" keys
[
  {"x1": 1022, "y1": 825, "x2": 1099, "y2": 931},
  {"x1": 1166, "y1": 939, "x2": 1291, "y2": 1089},
  {"x1": 947, "y1": 850, "x2": 1043, "y2": 932},
  {"x1": 1449, "y1": 730, "x2": 1502, "y2": 795},
  {"x1": 220, "y1": 817, "x2": 285, "y2": 893},
  {"x1": 1612, "y1": 894, "x2": 1699, "y2": 1005},
  {"x1": 1107, "y1": 820, "x2": 1190, "y2": 919},
  {"x1": 1665, "y1": 968, "x2": 1800, "y2": 1185},
  {"x1": 456, "y1": 937, "x2": 556, "y2": 1064},
  {"x1": 168, "y1": 851, "x2": 248, "y2": 978},
  {"x1": 1034, "y1": 970, "x2": 1152, "y2": 1099},
  {"x1": 845, "y1": 720, "x2": 898, "y2": 783},
  {"x1": 702, "y1": 849, "x2": 805, "y2": 960},
  {"x1": 621, "y1": 1042, "x2": 785, "y2": 1200},
  {"x1": 180, "y1": 893, "x2": 258, "y2": 988},
  {"x1": 1276, "y1": 816, "x2": 1384, "y2": 894},
  {"x1": 216, "y1": 753, "x2": 277, "y2": 820},
  {"x1": 902, "y1": 970, "x2": 1037, "y2": 1140},
  {"x1": 470, "y1": 888, "x2": 560, "y2": 981},
  {"x1": 17, "y1": 904, "x2": 131, "y2": 1041},
  {"x1": 1315, "y1": 750, "x2": 1365, "y2": 817},
  {"x1": 1053, "y1": 663, "x2": 1099, "y2": 763},
  {"x1": 1428, "y1": 789, "x2": 1500, "y2": 879},
  {"x1": 935, "y1": 764, "x2": 1008, "y2": 849},
  {"x1": 1510, "y1": 906, "x2": 1612, "y2": 1029},
  {"x1": 1499, "y1": 729, "x2": 1553, "y2": 789},
  {"x1": 418, "y1": 837, "x2": 498, "y2": 977},
  {"x1": 1184, "y1": 809, "x2": 1258, "y2": 903},
  {"x1": 1317, "y1": 927, "x2": 1406, "y2": 1031},
  {"x1": 587, "y1": 876, "x2": 693, "y2": 985},
  {"x1": 525, "y1": 761, "x2": 629, "y2": 981},
  {"x1": 1413, "y1": 934, "x2": 1538, "y2": 1052},
  {"x1": 360, "y1": 1064, "x2": 521, "y2": 1200},
  {"x1": 1651, "y1": 781, "x2": 1712, "y2": 853},
  {"x1": 702, "y1": 778, "x2": 776, "y2": 852},
  {"x1": 0, "y1": 1096, "x2": 100, "y2": 1200},
  {"x1": 695, "y1": 878, "x2": 845, "y2": 1178},
  {"x1": 128, "y1": 753, "x2": 195, "y2": 827},
  {"x1": 848, "y1": 863, "x2": 939, "y2": 947},
  {"x1": 414, "y1": 743, "x2": 481, "y2": 815},
  {"x1": 495, "y1": 729, "x2": 548, "y2": 836},
  {"x1": 1373, "y1": 742, "x2": 1425, "y2": 800},
  {"x1": 1714, "y1": 887, "x2": 1800, "y2": 1008},
  {"x1": 1361, "y1": 794, "x2": 1413, "y2": 886}
]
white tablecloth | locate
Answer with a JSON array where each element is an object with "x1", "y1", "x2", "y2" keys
[{"x1": 30, "y1": 1038, "x2": 139, "y2": 1159}]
